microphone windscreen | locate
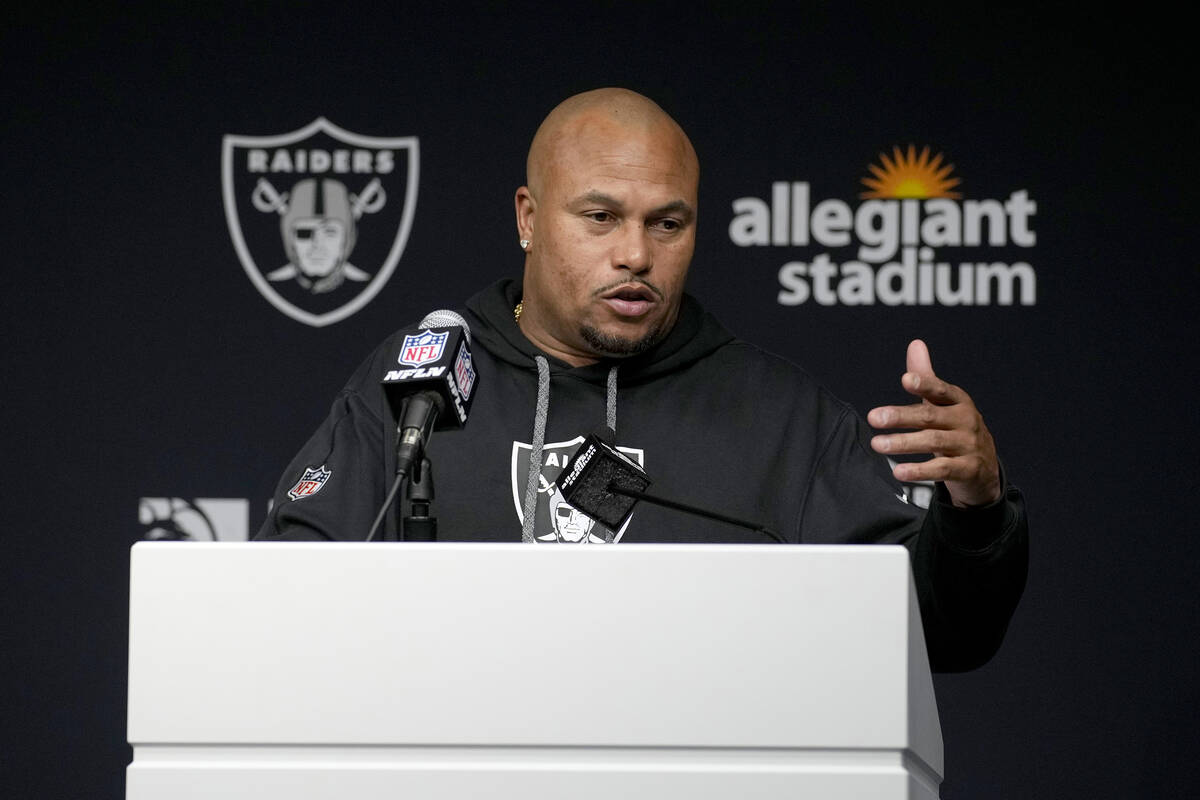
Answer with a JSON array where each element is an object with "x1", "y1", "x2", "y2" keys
[
  {"x1": 419, "y1": 309, "x2": 471, "y2": 343},
  {"x1": 558, "y1": 434, "x2": 651, "y2": 530}
]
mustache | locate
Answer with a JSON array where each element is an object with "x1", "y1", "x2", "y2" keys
[{"x1": 592, "y1": 278, "x2": 664, "y2": 301}]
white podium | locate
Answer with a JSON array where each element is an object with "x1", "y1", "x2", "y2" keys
[{"x1": 126, "y1": 542, "x2": 943, "y2": 798}]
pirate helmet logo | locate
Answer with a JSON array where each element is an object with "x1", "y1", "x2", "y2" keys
[
  {"x1": 223, "y1": 118, "x2": 419, "y2": 327},
  {"x1": 510, "y1": 436, "x2": 645, "y2": 544}
]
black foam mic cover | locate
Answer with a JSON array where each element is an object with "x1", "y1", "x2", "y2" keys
[{"x1": 557, "y1": 433, "x2": 652, "y2": 530}]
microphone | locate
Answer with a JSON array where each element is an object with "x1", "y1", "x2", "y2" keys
[
  {"x1": 367, "y1": 309, "x2": 478, "y2": 542},
  {"x1": 381, "y1": 309, "x2": 477, "y2": 480},
  {"x1": 558, "y1": 432, "x2": 784, "y2": 543}
]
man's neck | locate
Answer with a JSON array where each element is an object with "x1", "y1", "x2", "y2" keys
[{"x1": 515, "y1": 314, "x2": 598, "y2": 367}]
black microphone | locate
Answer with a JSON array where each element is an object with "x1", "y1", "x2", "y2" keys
[
  {"x1": 381, "y1": 309, "x2": 477, "y2": 480},
  {"x1": 558, "y1": 433, "x2": 784, "y2": 543},
  {"x1": 366, "y1": 310, "x2": 477, "y2": 542}
]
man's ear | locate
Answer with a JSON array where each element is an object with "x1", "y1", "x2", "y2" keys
[{"x1": 515, "y1": 186, "x2": 536, "y2": 242}]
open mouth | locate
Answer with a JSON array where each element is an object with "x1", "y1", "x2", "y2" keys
[{"x1": 600, "y1": 283, "x2": 659, "y2": 317}]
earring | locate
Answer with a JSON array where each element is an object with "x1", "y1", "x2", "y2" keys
[{"x1": 519, "y1": 239, "x2": 531, "y2": 250}]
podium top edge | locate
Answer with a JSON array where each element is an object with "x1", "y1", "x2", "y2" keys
[{"x1": 131, "y1": 541, "x2": 909, "y2": 556}]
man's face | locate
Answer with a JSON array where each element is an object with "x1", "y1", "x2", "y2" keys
[
  {"x1": 518, "y1": 116, "x2": 698, "y2": 363},
  {"x1": 290, "y1": 218, "x2": 346, "y2": 277}
]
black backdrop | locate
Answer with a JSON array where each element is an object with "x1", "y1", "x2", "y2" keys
[{"x1": 6, "y1": 4, "x2": 1198, "y2": 797}]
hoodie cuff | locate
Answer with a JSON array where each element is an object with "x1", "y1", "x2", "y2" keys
[{"x1": 926, "y1": 479, "x2": 1019, "y2": 554}]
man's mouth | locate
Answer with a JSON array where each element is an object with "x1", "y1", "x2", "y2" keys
[{"x1": 599, "y1": 283, "x2": 659, "y2": 317}]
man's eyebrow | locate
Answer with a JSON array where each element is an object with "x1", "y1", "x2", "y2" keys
[
  {"x1": 652, "y1": 199, "x2": 695, "y2": 222},
  {"x1": 569, "y1": 192, "x2": 694, "y2": 222},
  {"x1": 570, "y1": 191, "x2": 623, "y2": 208}
]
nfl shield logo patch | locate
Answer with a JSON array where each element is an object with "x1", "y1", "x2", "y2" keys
[
  {"x1": 398, "y1": 330, "x2": 448, "y2": 366},
  {"x1": 288, "y1": 465, "x2": 332, "y2": 500},
  {"x1": 222, "y1": 118, "x2": 419, "y2": 328},
  {"x1": 454, "y1": 345, "x2": 476, "y2": 400}
]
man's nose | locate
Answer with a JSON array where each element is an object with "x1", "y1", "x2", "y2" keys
[{"x1": 613, "y1": 224, "x2": 652, "y2": 274}]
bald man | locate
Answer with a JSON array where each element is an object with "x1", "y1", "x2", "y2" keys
[{"x1": 258, "y1": 88, "x2": 1027, "y2": 672}]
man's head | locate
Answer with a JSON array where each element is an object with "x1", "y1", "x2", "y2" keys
[{"x1": 514, "y1": 88, "x2": 699, "y2": 366}]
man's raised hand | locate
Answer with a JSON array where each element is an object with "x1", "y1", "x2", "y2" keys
[{"x1": 867, "y1": 340, "x2": 1002, "y2": 508}]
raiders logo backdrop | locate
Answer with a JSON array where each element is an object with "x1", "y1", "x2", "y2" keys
[{"x1": 5, "y1": 5, "x2": 1197, "y2": 799}]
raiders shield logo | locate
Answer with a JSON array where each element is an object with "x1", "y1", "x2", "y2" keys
[
  {"x1": 511, "y1": 436, "x2": 645, "y2": 544},
  {"x1": 222, "y1": 118, "x2": 419, "y2": 327}
]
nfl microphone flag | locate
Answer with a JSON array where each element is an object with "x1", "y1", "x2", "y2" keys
[{"x1": 381, "y1": 323, "x2": 476, "y2": 429}]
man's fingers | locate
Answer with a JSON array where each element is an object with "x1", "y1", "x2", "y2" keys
[
  {"x1": 889, "y1": 455, "x2": 984, "y2": 484},
  {"x1": 868, "y1": 402, "x2": 965, "y2": 430},
  {"x1": 900, "y1": 340, "x2": 966, "y2": 405},
  {"x1": 906, "y1": 339, "x2": 933, "y2": 377},
  {"x1": 870, "y1": 429, "x2": 972, "y2": 457},
  {"x1": 901, "y1": 370, "x2": 967, "y2": 405}
]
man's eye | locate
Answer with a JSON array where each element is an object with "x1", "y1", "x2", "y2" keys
[
  {"x1": 654, "y1": 218, "x2": 681, "y2": 232},
  {"x1": 587, "y1": 211, "x2": 613, "y2": 223}
]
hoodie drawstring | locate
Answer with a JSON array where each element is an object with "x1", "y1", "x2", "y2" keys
[
  {"x1": 521, "y1": 360, "x2": 620, "y2": 543},
  {"x1": 606, "y1": 364, "x2": 618, "y2": 434},
  {"x1": 520, "y1": 356, "x2": 551, "y2": 543}
]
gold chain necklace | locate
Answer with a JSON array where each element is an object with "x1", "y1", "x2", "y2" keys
[{"x1": 513, "y1": 301, "x2": 523, "y2": 323}]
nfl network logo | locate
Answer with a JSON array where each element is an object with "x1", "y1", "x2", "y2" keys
[{"x1": 398, "y1": 330, "x2": 448, "y2": 366}]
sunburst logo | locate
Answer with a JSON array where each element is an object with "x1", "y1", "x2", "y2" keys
[{"x1": 860, "y1": 145, "x2": 961, "y2": 199}]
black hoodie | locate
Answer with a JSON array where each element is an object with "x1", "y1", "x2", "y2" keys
[{"x1": 258, "y1": 278, "x2": 1028, "y2": 671}]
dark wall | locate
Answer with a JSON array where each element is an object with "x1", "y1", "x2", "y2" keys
[{"x1": 5, "y1": 4, "x2": 1197, "y2": 797}]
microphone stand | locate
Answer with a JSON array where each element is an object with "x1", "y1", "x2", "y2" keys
[{"x1": 402, "y1": 456, "x2": 437, "y2": 541}]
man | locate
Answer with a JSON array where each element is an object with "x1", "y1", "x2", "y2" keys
[{"x1": 257, "y1": 88, "x2": 1027, "y2": 672}]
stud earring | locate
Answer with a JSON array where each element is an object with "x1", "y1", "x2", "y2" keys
[{"x1": 519, "y1": 239, "x2": 531, "y2": 250}]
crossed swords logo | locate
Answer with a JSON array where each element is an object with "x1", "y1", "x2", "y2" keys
[{"x1": 251, "y1": 175, "x2": 387, "y2": 217}]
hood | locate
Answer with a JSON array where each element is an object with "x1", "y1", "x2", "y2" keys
[{"x1": 463, "y1": 278, "x2": 735, "y2": 385}]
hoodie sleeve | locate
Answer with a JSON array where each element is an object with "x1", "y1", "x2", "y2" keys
[
  {"x1": 254, "y1": 389, "x2": 389, "y2": 542},
  {"x1": 800, "y1": 408, "x2": 1029, "y2": 672}
]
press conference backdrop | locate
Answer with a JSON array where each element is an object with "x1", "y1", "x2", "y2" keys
[{"x1": 5, "y1": 5, "x2": 1197, "y2": 798}]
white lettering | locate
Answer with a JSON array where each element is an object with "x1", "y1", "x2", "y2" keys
[
  {"x1": 811, "y1": 199, "x2": 852, "y2": 247},
  {"x1": 935, "y1": 263, "x2": 974, "y2": 305},
  {"x1": 975, "y1": 262, "x2": 1037, "y2": 305},
  {"x1": 729, "y1": 197, "x2": 771, "y2": 246},
  {"x1": 791, "y1": 182, "x2": 809, "y2": 245},
  {"x1": 810, "y1": 253, "x2": 838, "y2": 305},
  {"x1": 249, "y1": 148, "x2": 395, "y2": 175},
  {"x1": 963, "y1": 199, "x2": 1006, "y2": 246},
  {"x1": 855, "y1": 199, "x2": 900, "y2": 262},
  {"x1": 771, "y1": 182, "x2": 789, "y2": 246},
  {"x1": 309, "y1": 149, "x2": 331, "y2": 172},
  {"x1": 876, "y1": 247, "x2": 918, "y2": 306},
  {"x1": 838, "y1": 262, "x2": 874, "y2": 305},
  {"x1": 776, "y1": 262, "x2": 809, "y2": 305},
  {"x1": 269, "y1": 150, "x2": 293, "y2": 172},
  {"x1": 921, "y1": 199, "x2": 960, "y2": 247},
  {"x1": 1006, "y1": 190, "x2": 1037, "y2": 246},
  {"x1": 774, "y1": 252, "x2": 1035, "y2": 307}
]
